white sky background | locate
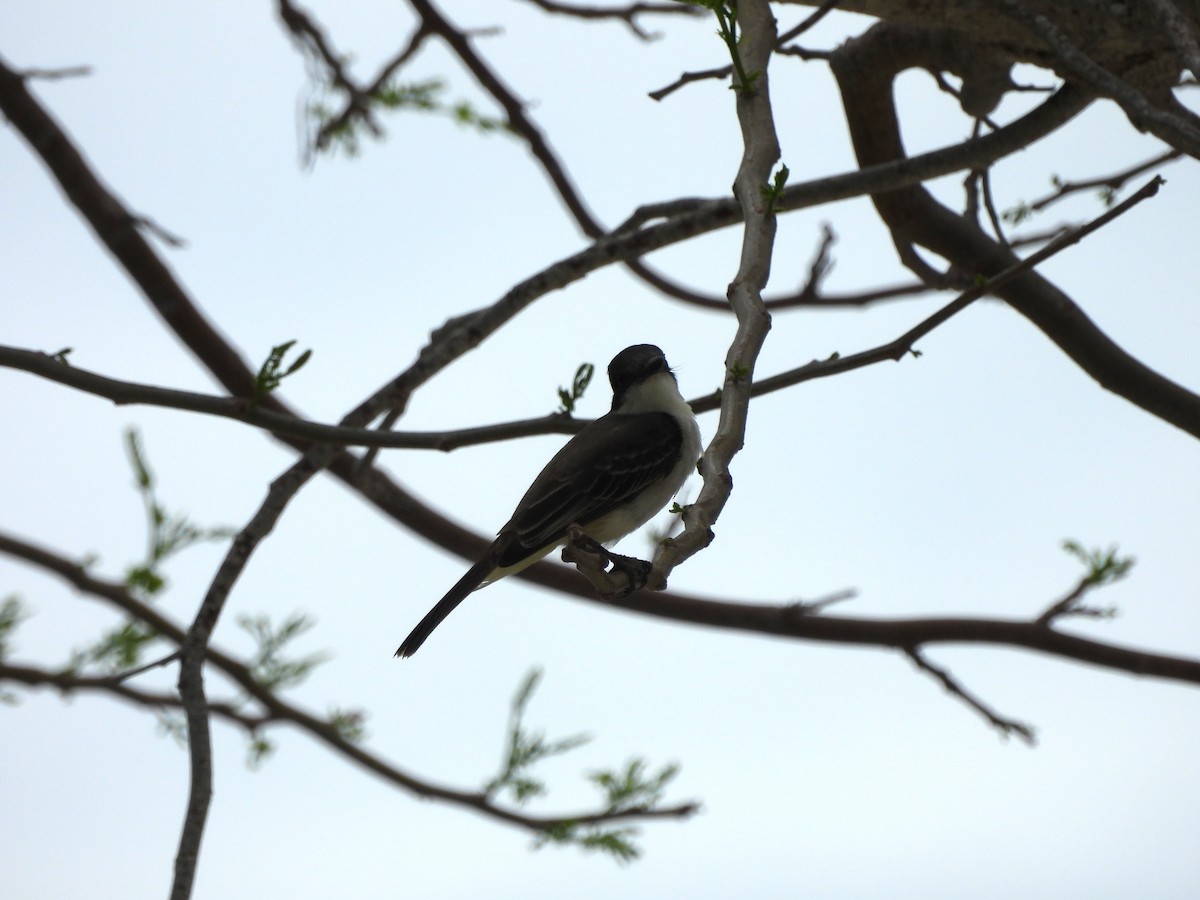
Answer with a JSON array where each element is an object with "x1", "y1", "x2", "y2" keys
[{"x1": 3, "y1": 2, "x2": 1200, "y2": 898}]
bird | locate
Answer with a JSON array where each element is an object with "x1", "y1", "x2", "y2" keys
[{"x1": 396, "y1": 344, "x2": 701, "y2": 657}]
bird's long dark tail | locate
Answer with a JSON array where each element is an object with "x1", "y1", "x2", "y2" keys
[{"x1": 395, "y1": 555, "x2": 495, "y2": 657}]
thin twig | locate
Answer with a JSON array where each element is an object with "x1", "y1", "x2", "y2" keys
[
  {"x1": 520, "y1": 0, "x2": 700, "y2": 40},
  {"x1": 1027, "y1": 149, "x2": 1183, "y2": 214},
  {"x1": 686, "y1": 175, "x2": 1165, "y2": 414},
  {"x1": 905, "y1": 647, "x2": 1037, "y2": 744},
  {"x1": 649, "y1": 0, "x2": 839, "y2": 100}
]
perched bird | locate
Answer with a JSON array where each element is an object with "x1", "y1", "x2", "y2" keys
[{"x1": 396, "y1": 344, "x2": 701, "y2": 657}]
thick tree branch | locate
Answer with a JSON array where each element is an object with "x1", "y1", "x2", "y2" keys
[
  {"x1": 828, "y1": 23, "x2": 1200, "y2": 439},
  {"x1": 995, "y1": 0, "x2": 1200, "y2": 158},
  {"x1": 5, "y1": 529, "x2": 1199, "y2": 689}
]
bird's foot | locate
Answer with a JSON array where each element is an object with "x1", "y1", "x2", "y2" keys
[
  {"x1": 604, "y1": 551, "x2": 653, "y2": 596},
  {"x1": 563, "y1": 525, "x2": 653, "y2": 598}
]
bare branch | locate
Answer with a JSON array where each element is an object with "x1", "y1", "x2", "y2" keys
[
  {"x1": 171, "y1": 447, "x2": 328, "y2": 900},
  {"x1": 683, "y1": 175, "x2": 1166, "y2": 415},
  {"x1": 828, "y1": 25, "x2": 1200, "y2": 439},
  {"x1": 406, "y1": 0, "x2": 604, "y2": 236},
  {"x1": 625, "y1": 227, "x2": 938, "y2": 310},
  {"x1": 0, "y1": 662, "x2": 267, "y2": 731},
  {"x1": 520, "y1": 0, "x2": 701, "y2": 40},
  {"x1": 905, "y1": 648, "x2": 1037, "y2": 744}
]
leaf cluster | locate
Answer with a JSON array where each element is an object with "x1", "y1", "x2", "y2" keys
[
  {"x1": 485, "y1": 668, "x2": 684, "y2": 862},
  {"x1": 237, "y1": 612, "x2": 330, "y2": 692},
  {"x1": 0, "y1": 596, "x2": 26, "y2": 662},
  {"x1": 684, "y1": 0, "x2": 759, "y2": 93},
  {"x1": 557, "y1": 362, "x2": 595, "y2": 415},
  {"x1": 312, "y1": 79, "x2": 508, "y2": 158},
  {"x1": 759, "y1": 163, "x2": 790, "y2": 213},
  {"x1": 485, "y1": 667, "x2": 591, "y2": 804},
  {"x1": 252, "y1": 340, "x2": 312, "y2": 400},
  {"x1": 1062, "y1": 539, "x2": 1135, "y2": 587}
]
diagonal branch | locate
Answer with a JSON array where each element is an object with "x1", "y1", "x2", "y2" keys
[
  {"x1": 405, "y1": 0, "x2": 604, "y2": 236},
  {"x1": 828, "y1": 24, "x2": 1200, "y2": 440},
  {"x1": 0, "y1": 531, "x2": 698, "y2": 834},
  {"x1": 905, "y1": 648, "x2": 1037, "y2": 743}
]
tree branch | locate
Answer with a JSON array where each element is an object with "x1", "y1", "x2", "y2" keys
[
  {"x1": 0, "y1": 344, "x2": 588, "y2": 451},
  {"x1": 828, "y1": 23, "x2": 1200, "y2": 439},
  {"x1": 995, "y1": 0, "x2": 1200, "y2": 158},
  {"x1": 649, "y1": 0, "x2": 779, "y2": 589},
  {"x1": 519, "y1": 0, "x2": 701, "y2": 41},
  {"x1": 0, "y1": 531, "x2": 697, "y2": 838},
  {"x1": 904, "y1": 648, "x2": 1037, "y2": 743}
]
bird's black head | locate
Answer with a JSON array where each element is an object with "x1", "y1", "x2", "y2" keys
[{"x1": 608, "y1": 344, "x2": 672, "y2": 411}]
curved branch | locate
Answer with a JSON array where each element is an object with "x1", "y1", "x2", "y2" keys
[
  {"x1": 566, "y1": 585, "x2": 1200, "y2": 686},
  {"x1": 828, "y1": 23, "x2": 1200, "y2": 439},
  {"x1": 0, "y1": 531, "x2": 698, "y2": 833}
]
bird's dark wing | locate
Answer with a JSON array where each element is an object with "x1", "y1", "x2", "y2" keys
[{"x1": 497, "y1": 411, "x2": 683, "y2": 565}]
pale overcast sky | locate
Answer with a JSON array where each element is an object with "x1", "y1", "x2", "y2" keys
[{"x1": 3, "y1": 3, "x2": 1199, "y2": 899}]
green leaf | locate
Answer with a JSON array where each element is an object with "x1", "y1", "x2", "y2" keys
[
  {"x1": 253, "y1": 340, "x2": 313, "y2": 398},
  {"x1": 485, "y1": 667, "x2": 591, "y2": 803},
  {"x1": 589, "y1": 758, "x2": 681, "y2": 812},
  {"x1": 125, "y1": 565, "x2": 166, "y2": 597},
  {"x1": 557, "y1": 362, "x2": 595, "y2": 414},
  {"x1": 87, "y1": 620, "x2": 159, "y2": 671},
  {"x1": 247, "y1": 734, "x2": 275, "y2": 768},
  {"x1": 1062, "y1": 539, "x2": 1135, "y2": 586},
  {"x1": 329, "y1": 707, "x2": 368, "y2": 743},
  {"x1": 125, "y1": 428, "x2": 153, "y2": 489}
]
